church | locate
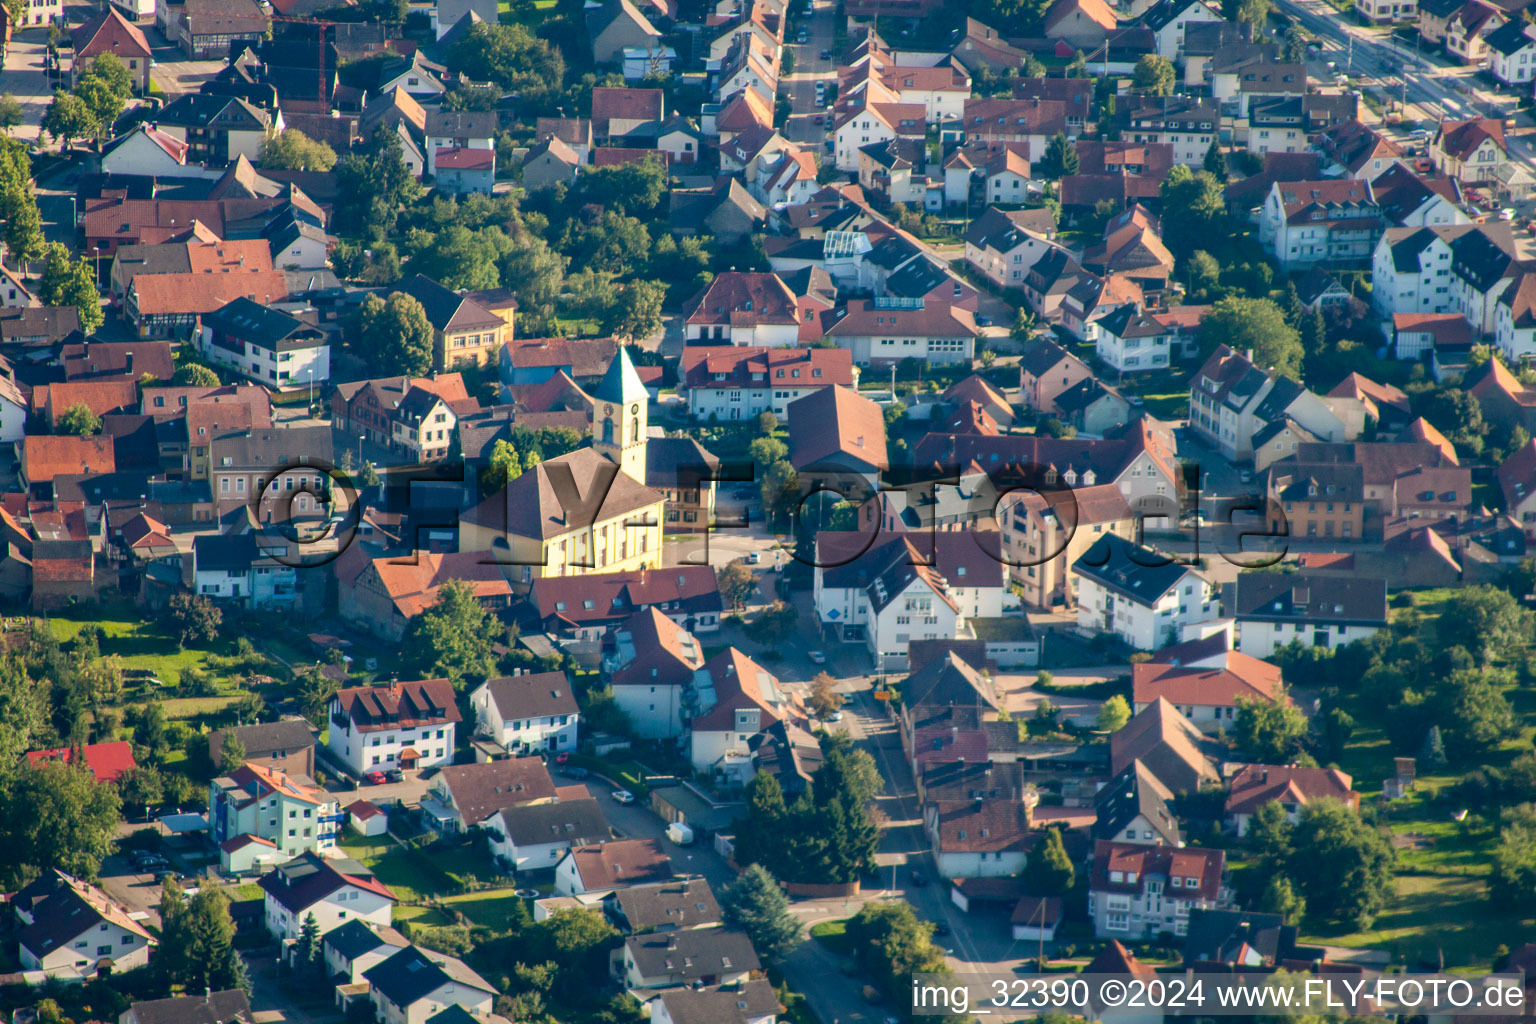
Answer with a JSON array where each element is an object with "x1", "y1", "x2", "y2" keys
[{"x1": 460, "y1": 348, "x2": 711, "y2": 586}]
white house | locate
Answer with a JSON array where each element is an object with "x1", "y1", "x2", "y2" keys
[
  {"x1": 603, "y1": 608, "x2": 706, "y2": 741},
  {"x1": 365, "y1": 946, "x2": 496, "y2": 1024},
  {"x1": 823, "y1": 298, "x2": 978, "y2": 366},
  {"x1": 322, "y1": 919, "x2": 409, "y2": 983},
  {"x1": 1495, "y1": 271, "x2": 1536, "y2": 364},
  {"x1": 620, "y1": 929, "x2": 760, "y2": 992},
  {"x1": 930, "y1": 799, "x2": 1037, "y2": 878},
  {"x1": 16, "y1": 871, "x2": 154, "y2": 980},
  {"x1": 469, "y1": 672, "x2": 580, "y2": 756},
  {"x1": 325, "y1": 678, "x2": 459, "y2": 776},
  {"x1": 424, "y1": 110, "x2": 496, "y2": 177},
  {"x1": 1131, "y1": 652, "x2": 1284, "y2": 735},
  {"x1": 192, "y1": 532, "x2": 299, "y2": 610},
  {"x1": 688, "y1": 648, "x2": 789, "y2": 787},
  {"x1": 260, "y1": 851, "x2": 396, "y2": 942},
  {"x1": 199, "y1": 296, "x2": 331, "y2": 391},
  {"x1": 0, "y1": 375, "x2": 28, "y2": 444},
  {"x1": 1072, "y1": 535, "x2": 1216, "y2": 651},
  {"x1": 1142, "y1": 0, "x2": 1224, "y2": 57},
  {"x1": 1088, "y1": 840, "x2": 1229, "y2": 939},
  {"x1": 1452, "y1": 223, "x2": 1522, "y2": 335},
  {"x1": 1370, "y1": 225, "x2": 1462, "y2": 317},
  {"x1": 1095, "y1": 303, "x2": 1173, "y2": 376},
  {"x1": 554, "y1": 838, "x2": 674, "y2": 896},
  {"x1": 679, "y1": 346, "x2": 857, "y2": 422},
  {"x1": 485, "y1": 797, "x2": 609, "y2": 872},
  {"x1": 681, "y1": 272, "x2": 807, "y2": 347},
  {"x1": 964, "y1": 206, "x2": 1057, "y2": 290},
  {"x1": 833, "y1": 102, "x2": 925, "y2": 172},
  {"x1": 1486, "y1": 20, "x2": 1536, "y2": 83},
  {"x1": 1432, "y1": 117, "x2": 1508, "y2": 183},
  {"x1": 422, "y1": 758, "x2": 557, "y2": 835},
  {"x1": 1231, "y1": 572, "x2": 1387, "y2": 657},
  {"x1": 1258, "y1": 179, "x2": 1383, "y2": 271},
  {"x1": 101, "y1": 125, "x2": 199, "y2": 178}
]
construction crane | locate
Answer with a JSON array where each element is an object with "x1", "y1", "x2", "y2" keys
[{"x1": 265, "y1": 13, "x2": 340, "y2": 113}]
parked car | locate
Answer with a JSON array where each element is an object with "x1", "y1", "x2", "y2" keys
[
  {"x1": 808, "y1": 650, "x2": 827, "y2": 664},
  {"x1": 974, "y1": 314, "x2": 991, "y2": 326},
  {"x1": 384, "y1": 768, "x2": 404, "y2": 783},
  {"x1": 826, "y1": 710, "x2": 844, "y2": 722},
  {"x1": 820, "y1": 48, "x2": 831, "y2": 59},
  {"x1": 612, "y1": 789, "x2": 637, "y2": 804},
  {"x1": 363, "y1": 770, "x2": 387, "y2": 785},
  {"x1": 562, "y1": 765, "x2": 589, "y2": 779},
  {"x1": 746, "y1": 551, "x2": 762, "y2": 564},
  {"x1": 555, "y1": 751, "x2": 570, "y2": 764}
]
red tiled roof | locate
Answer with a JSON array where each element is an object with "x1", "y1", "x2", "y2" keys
[
  {"x1": 1132, "y1": 655, "x2": 1283, "y2": 709},
  {"x1": 434, "y1": 147, "x2": 494, "y2": 170},
  {"x1": 1224, "y1": 763, "x2": 1357, "y2": 816},
  {"x1": 25, "y1": 740, "x2": 136, "y2": 783},
  {"x1": 130, "y1": 270, "x2": 288, "y2": 316},
  {"x1": 23, "y1": 435, "x2": 116, "y2": 484}
]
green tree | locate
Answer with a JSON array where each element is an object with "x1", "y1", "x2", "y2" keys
[
  {"x1": 1421, "y1": 386, "x2": 1485, "y2": 457},
  {"x1": 736, "y1": 770, "x2": 789, "y2": 875},
  {"x1": 1132, "y1": 54, "x2": 1175, "y2": 95},
  {"x1": 1022, "y1": 827, "x2": 1075, "y2": 895},
  {"x1": 1238, "y1": 0, "x2": 1271, "y2": 34},
  {"x1": 1203, "y1": 138, "x2": 1227, "y2": 181},
  {"x1": 1287, "y1": 800, "x2": 1395, "y2": 928},
  {"x1": 56, "y1": 401, "x2": 102, "y2": 436},
  {"x1": 162, "y1": 884, "x2": 242, "y2": 992},
  {"x1": 403, "y1": 578, "x2": 497, "y2": 687},
  {"x1": 41, "y1": 90, "x2": 99, "y2": 150},
  {"x1": 447, "y1": 22, "x2": 565, "y2": 104},
  {"x1": 173, "y1": 363, "x2": 222, "y2": 387},
  {"x1": 1437, "y1": 585, "x2": 1531, "y2": 665},
  {"x1": 1420, "y1": 723, "x2": 1447, "y2": 770},
  {"x1": 75, "y1": 54, "x2": 132, "y2": 133},
  {"x1": 1258, "y1": 873, "x2": 1306, "y2": 922},
  {"x1": 573, "y1": 157, "x2": 668, "y2": 216},
  {"x1": 258, "y1": 129, "x2": 338, "y2": 171},
  {"x1": 1492, "y1": 815, "x2": 1536, "y2": 914},
  {"x1": 1160, "y1": 165, "x2": 1229, "y2": 260},
  {"x1": 1039, "y1": 132, "x2": 1078, "y2": 179},
  {"x1": 844, "y1": 901, "x2": 950, "y2": 1005},
  {"x1": 609, "y1": 280, "x2": 666, "y2": 341},
  {"x1": 296, "y1": 664, "x2": 341, "y2": 727},
  {"x1": 721, "y1": 863, "x2": 803, "y2": 964},
  {"x1": 3, "y1": 760, "x2": 122, "y2": 878},
  {"x1": 745, "y1": 601, "x2": 798, "y2": 647},
  {"x1": 534, "y1": 909, "x2": 620, "y2": 1004},
  {"x1": 117, "y1": 765, "x2": 164, "y2": 817},
  {"x1": 334, "y1": 127, "x2": 423, "y2": 236},
  {"x1": 749, "y1": 436, "x2": 788, "y2": 467},
  {"x1": 297, "y1": 912, "x2": 322, "y2": 971},
  {"x1": 1234, "y1": 689, "x2": 1309, "y2": 762},
  {"x1": 37, "y1": 242, "x2": 104, "y2": 334},
  {"x1": 134, "y1": 700, "x2": 169, "y2": 762},
  {"x1": 1283, "y1": 23, "x2": 1308, "y2": 62},
  {"x1": 1197, "y1": 296, "x2": 1303, "y2": 379},
  {"x1": 1321, "y1": 706, "x2": 1355, "y2": 763},
  {"x1": 1431, "y1": 669, "x2": 1515, "y2": 762},
  {"x1": 484, "y1": 438, "x2": 524, "y2": 488},
  {"x1": 756, "y1": 410, "x2": 779, "y2": 436},
  {"x1": 0, "y1": 95, "x2": 23, "y2": 136},
  {"x1": 1, "y1": 186, "x2": 45, "y2": 269},
  {"x1": 357, "y1": 291, "x2": 434, "y2": 378},
  {"x1": 167, "y1": 593, "x2": 222, "y2": 647},
  {"x1": 1248, "y1": 798, "x2": 1293, "y2": 872},
  {"x1": 717, "y1": 559, "x2": 754, "y2": 611},
  {"x1": 499, "y1": 232, "x2": 566, "y2": 322},
  {"x1": 219, "y1": 734, "x2": 247, "y2": 773},
  {"x1": 1095, "y1": 694, "x2": 1131, "y2": 733},
  {"x1": 808, "y1": 671, "x2": 845, "y2": 718}
]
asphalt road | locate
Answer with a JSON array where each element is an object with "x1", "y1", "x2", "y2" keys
[{"x1": 782, "y1": 0, "x2": 838, "y2": 149}]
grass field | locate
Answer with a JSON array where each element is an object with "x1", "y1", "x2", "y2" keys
[
  {"x1": 46, "y1": 603, "x2": 233, "y2": 683},
  {"x1": 440, "y1": 889, "x2": 528, "y2": 929},
  {"x1": 809, "y1": 919, "x2": 850, "y2": 955}
]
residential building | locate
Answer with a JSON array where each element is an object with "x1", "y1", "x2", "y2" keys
[
  {"x1": 1224, "y1": 763, "x2": 1359, "y2": 834},
  {"x1": 1131, "y1": 652, "x2": 1283, "y2": 734},
  {"x1": 120, "y1": 993, "x2": 251, "y2": 1024},
  {"x1": 1072, "y1": 535, "x2": 1216, "y2": 651},
  {"x1": 1001, "y1": 483, "x2": 1136, "y2": 609},
  {"x1": 1094, "y1": 761, "x2": 1182, "y2": 847},
  {"x1": 469, "y1": 672, "x2": 580, "y2": 755},
  {"x1": 603, "y1": 608, "x2": 706, "y2": 739},
  {"x1": 1432, "y1": 117, "x2": 1508, "y2": 182},
  {"x1": 823, "y1": 298, "x2": 978, "y2": 366},
  {"x1": 17, "y1": 871, "x2": 154, "y2": 980},
  {"x1": 786, "y1": 385, "x2": 889, "y2": 496},
  {"x1": 260, "y1": 851, "x2": 395, "y2": 942},
  {"x1": 1111, "y1": 697, "x2": 1222, "y2": 794},
  {"x1": 1498, "y1": 438, "x2": 1536, "y2": 535},
  {"x1": 156, "y1": 94, "x2": 278, "y2": 164},
  {"x1": 964, "y1": 206, "x2": 1059, "y2": 289},
  {"x1": 689, "y1": 647, "x2": 790, "y2": 787},
  {"x1": 619, "y1": 929, "x2": 760, "y2": 992},
  {"x1": 1188, "y1": 345, "x2": 1355, "y2": 461},
  {"x1": 682, "y1": 272, "x2": 818, "y2": 347},
  {"x1": 325, "y1": 678, "x2": 460, "y2": 775},
  {"x1": 421, "y1": 757, "x2": 557, "y2": 834},
  {"x1": 1452, "y1": 223, "x2": 1522, "y2": 335},
  {"x1": 1142, "y1": 0, "x2": 1224, "y2": 58},
  {"x1": 602, "y1": 878, "x2": 722, "y2": 934},
  {"x1": 1264, "y1": 461, "x2": 1366, "y2": 541},
  {"x1": 365, "y1": 945, "x2": 496, "y2": 1024},
  {"x1": 395, "y1": 274, "x2": 512, "y2": 371},
  {"x1": 930, "y1": 798, "x2": 1041, "y2": 878},
  {"x1": 71, "y1": 9, "x2": 152, "y2": 91},
  {"x1": 554, "y1": 837, "x2": 674, "y2": 895},
  {"x1": 210, "y1": 761, "x2": 342, "y2": 863},
  {"x1": 322, "y1": 920, "x2": 409, "y2": 983},
  {"x1": 337, "y1": 548, "x2": 513, "y2": 642},
  {"x1": 1017, "y1": 337, "x2": 1093, "y2": 413},
  {"x1": 1370, "y1": 225, "x2": 1470, "y2": 317},
  {"x1": 199, "y1": 297, "x2": 329, "y2": 390},
  {"x1": 485, "y1": 797, "x2": 609, "y2": 872},
  {"x1": 1487, "y1": 20, "x2": 1536, "y2": 84},
  {"x1": 646, "y1": 980, "x2": 779, "y2": 1024},
  {"x1": 679, "y1": 346, "x2": 857, "y2": 421},
  {"x1": 25, "y1": 740, "x2": 136, "y2": 783},
  {"x1": 209, "y1": 719, "x2": 315, "y2": 777},
  {"x1": 1088, "y1": 840, "x2": 1229, "y2": 939},
  {"x1": 1231, "y1": 571, "x2": 1388, "y2": 657},
  {"x1": 1259, "y1": 179, "x2": 1383, "y2": 270},
  {"x1": 1496, "y1": 271, "x2": 1536, "y2": 365},
  {"x1": 529, "y1": 567, "x2": 724, "y2": 644},
  {"x1": 192, "y1": 532, "x2": 299, "y2": 609},
  {"x1": 1122, "y1": 98, "x2": 1218, "y2": 166}
]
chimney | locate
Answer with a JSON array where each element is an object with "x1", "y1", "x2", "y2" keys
[{"x1": 125, "y1": 352, "x2": 134, "y2": 375}]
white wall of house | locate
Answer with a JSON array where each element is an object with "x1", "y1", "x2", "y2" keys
[
  {"x1": 264, "y1": 887, "x2": 393, "y2": 942},
  {"x1": 1235, "y1": 618, "x2": 1382, "y2": 658},
  {"x1": 22, "y1": 922, "x2": 151, "y2": 978},
  {"x1": 326, "y1": 719, "x2": 456, "y2": 775}
]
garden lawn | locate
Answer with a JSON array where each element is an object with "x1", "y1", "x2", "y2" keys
[
  {"x1": 46, "y1": 602, "x2": 233, "y2": 682},
  {"x1": 393, "y1": 905, "x2": 452, "y2": 928},
  {"x1": 809, "y1": 918, "x2": 850, "y2": 955},
  {"x1": 440, "y1": 889, "x2": 529, "y2": 929},
  {"x1": 1299, "y1": 875, "x2": 1530, "y2": 969}
]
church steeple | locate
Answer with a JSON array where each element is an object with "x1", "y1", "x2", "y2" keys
[{"x1": 592, "y1": 346, "x2": 649, "y2": 483}]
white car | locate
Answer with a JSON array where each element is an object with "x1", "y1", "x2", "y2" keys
[
  {"x1": 808, "y1": 650, "x2": 827, "y2": 665},
  {"x1": 611, "y1": 790, "x2": 636, "y2": 804},
  {"x1": 827, "y1": 710, "x2": 844, "y2": 722}
]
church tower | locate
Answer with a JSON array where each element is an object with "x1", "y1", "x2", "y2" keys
[{"x1": 592, "y1": 346, "x2": 649, "y2": 484}]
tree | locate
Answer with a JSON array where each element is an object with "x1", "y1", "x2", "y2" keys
[
  {"x1": 1421, "y1": 386, "x2": 1486, "y2": 457},
  {"x1": 37, "y1": 242, "x2": 104, "y2": 334},
  {"x1": 219, "y1": 734, "x2": 247, "y2": 773},
  {"x1": 167, "y1": 593, "x2": 222, "y2": 647},
  {"x1": 3, "y1": 760, "x2": 122, "y2": 879},
  {"x1": 1234, "y1": 689, "x2": 1309, "y2": 762},
  {"x1": 1492, "y1": 816, "x2": 1536, "y2": 914},
  {"x1": 1321, "y1": 706, "x2": 1355, "y2": 763},
  {"x1": 117, "y1": 765, "x2": 163, "y2": 817},
  {"x1": 1160, "y1": 165, "x2": 1229, "y2": 260},
  {"x1": 297, "y1": 912, "x2": 322, "y2": 972},
  {"x1": 749, "y1": 436, "x2": 788, "y2": 468},
  {"x1": 1203, "y1": 138, "x2": 1228, "y2": 181},
  {"x1": 161, "y1": 884, "x2": 242, "y2": 992},
  {"x1": 844, "y1": 901, "x2": 950, "y2": 1005},
  {"x1": 609, "y1": 280, "x2": 666, "y2": 340},
  {"x1": 1, "y1": 186, "x2": 45, "y2": 269},
  {"x1": 357, "y1": 291, "x2": 434, "y2": 378},
  {"x1": 1197, "y1": 296, "x2": 1303, "y2": 380},
  {"x1": 735, "y1": 770, "x2": 789, "y2": 874},
  {"x1": 1286, "y1": 800, "x2": 1395, "y2": 928},
  {"x1": 499, "y1": 232, "x2": 566, "y2": 323},
  {"x1": 484, "y1": 439, "x2": 524, "y2": 488},
  {"x1": 720, "y1": 864, "x2": 803, "y2": 964},
  {"x1": 447, "y1": 22, "x2": 564, "y2": 105},
  {"x1": 1258, "y1": 873, "x2": 1306, "y2": 922},
  {"x1": 756, "y1": 411, "x2": 779, "y2": 437},
  {"x1": 75, "y1": 55, "x2": 131, "y2": 134},
  {"x1": 41, "y1": 91, "x2": 99, "y2": 150},
  {"x1": 1039, "y1": 132, "x2": 1078, "y2": 179},
  {"x1": 173, "y1": 364, "x2": 221, "y2": 387},
  {"x1": 53, "y1": 400, "x2": 102, "y2": 436},
  {"x1": 745, "y1": 602, "x2": 798, "y2": 647},
  {"x1": 1023, "y1": 827, "x2": 1075, "y2": 895},
  {"x1": 1431, "y1": 669, "x2": 1515, "y2": 763},
  {"x1": 0, "y1": 95, "x2": 22, "y2": 135},
  {"x1": 1437, "y1": 585, "x2": 1531, "y2": 665},
  {"x1": 808, "y1": 671, "x2": 844, "y2": 718},
  {"x1": 1249, "y1": 799, "x2": 1294, "y2": 873},
  {"x1": 1283, "y1": 23, "x2": 1308, "y2": 62},
  {"x1": 718, "y1": 560, "x2": 754, "y2": 611},
  {"x1": 334, "y1": 128, "x2": 423, "y2": 236},
  {"x1": 258, "y1": 129, "x2": 337, "y2": 171},
  {"x1": 1095, "y1": 694, "x2": 1131, "y2": 733},
  {"x1": 404, "y1": 578, "x2": 497, "y2": 687},
  {"x1": 295, "y1": 664, "x2": 341, "y2": 727},
  {"x1": 1238, "y1": 0, "x2": 1271, "y2": 34},
  {"x1": 1132, "y1": 54, "x2": 1175, "y2": 95}
]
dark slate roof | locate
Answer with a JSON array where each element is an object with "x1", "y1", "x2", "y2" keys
[
  {"x1": 194, "y1": 532, "x2": 259, "y2": 573},
  {"x1": 1450, "y1": 225, "x2": 1519, "y2": 292},
  {"x1": 364, "y1": 946, "x2": 493, "y2": 1008},
  {"x1": 209, "y1": 718, "x2": 314, "y2": 762},
  {"x1": 1093, "y1": 760, "x2": 1182, "y2": 846},
  {"x1": 1232, "y1": 571, "x2": 1387, "y2": 626},
  {"x1": 1072, "y1": 534, "x2": 1196, "y2": 606},
  {"x1": 624, "y1": 928, "x2": 761, "y2": 981},
  {"x1": 204, "y1": 297, "x2": 317, "y2": 352},
  {"x1": 396, "y1": 274, "x2": 504, "y2": 333},
  {"x1": 476, "y1": 672, "x2": 580, "y2": 722},
  {"x1": 604, "y1": 877, "x2": 722, "y2": 932},
  {"x1": 902, "y1": 650, "x2": 999, "y2": 711},
  {"x1": 123, "y1": 993, "x2": 252, "y2": 1024},
  {"x1": 645, "y1": 436, "x2": 720, "y2": 486},
  {"x1": 322, "y1": 919, "x2": 406, "y2": 962},
  {"x1": 496, "y1": 796, "x2": 609, "y2": 846}
]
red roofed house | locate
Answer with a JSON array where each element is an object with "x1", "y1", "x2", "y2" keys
[
  {"x1": 72, "y1": 8, "x2": 153, "y2": 92},
  {"x1": 1499, "y1": 437, "x2": 1536, "y2": 536},
  {"x1": 689, "y1": 647, "x2": 790, "y2": 786},
  {"x1": 1224, "y1": 763, "x2": 1358, "y2": 835},
  {"x1": 932, "y1": 798, "x2": 1042, "y2": 878},
  {"x1": 591, "y1": 86, "x2": 664, "y2": 140},
  {"x1": 1089, "y1": 839, "x2": 1229, "y2": 939},
  {"x1": 33, "y1": 379, "x2": 141, "y2": 431},
  {"x1": 555, "y1": 837, "x2": 673, "y2": 895},
  {"x1": 117, "y1": 511, "x2": 178, "y2": 563},
  {"x1": 26, "y1": 740, "x2": 137, "y2": 783},
  {"x1": 1259, "y1": 178, "x2": 1383, "y2": 271},
  {"x1": 1432, "y1": 117, "x2": 1508, "y2": 183},
  {"x1": 434, "y1": 146, "x2": 496, "y2": 195},
  {"x1": 324, "y1": 678, "x2": 461, "y2": 775},
  {"x1": 1392, "y1": 312, "x2": 1473, "y2": 362},
  {"x1": 21, "y1": 435, "x2": 116, "y2": 492},
  {"x1": 260, "y1": 849, "x2": 396, "y2": 942},
  {"x1": 682, "y1": 271, "x2": 805, "y2": 347},
  {"x1": 347, "y1": 800, "x2": 388, "y2": 836},
  {"x1": 1132, "y1": 652, "x2": 1286, "y2": 735},
  {"x1": 335, "y1": 547, "x2": 513, "y2": 642},
  {"x1": 823, "y1": 298, "x2": 978, "y2": 366},
  {"x1": 127, "y1": 269, "x2": 289, "y2": 339},
  {"x1": 786, "y1": 384, "x2": 888, "y2": 496},
  {"x1": 680, "y1": 346, "x2": 857, "y2": 421}
]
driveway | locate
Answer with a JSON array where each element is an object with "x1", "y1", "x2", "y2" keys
[
  {"x1": 97, "y1": 853, "x2": 169, "y2": 928},
  {"x1": 781, "y1": 0, "x2": 837, "y2": 150}
]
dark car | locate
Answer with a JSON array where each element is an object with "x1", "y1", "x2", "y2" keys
[
  {"x1": 562, "y1": 765, "x2": 590, "y2": 779},
  {"x1": 933, "y1": 922, "x2": 951, "y2": 937},
  {"x1": 384, "y1": 768, "x2": 404, "y2": 783},
  {"x1": 910, "y1": 871, "x2": 928, "y2": 887}
]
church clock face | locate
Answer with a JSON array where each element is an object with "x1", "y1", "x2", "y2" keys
[{"x1": 631, "y1": 404, "x2": 640, "y2": 414}]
